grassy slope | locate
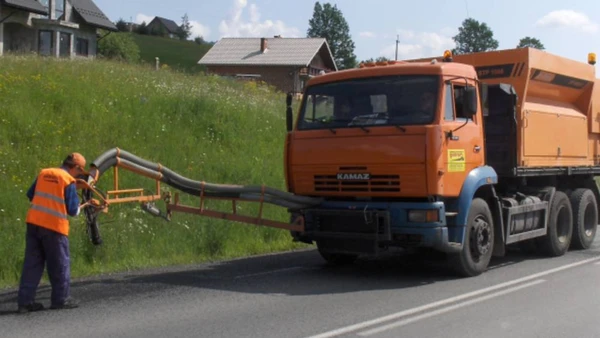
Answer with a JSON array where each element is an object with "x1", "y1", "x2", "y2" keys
[
  {"x1": 0, "y1": 55, "x2": 307, "y2": 288},
  {"x1": 130, "y1": 33, "x2": 212, "y2": 74}
]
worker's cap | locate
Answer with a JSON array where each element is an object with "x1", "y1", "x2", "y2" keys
[{"x1": 64, "y1": 152, "x2": 87, "y2": 170}]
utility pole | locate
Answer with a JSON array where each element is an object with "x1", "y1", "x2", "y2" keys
[{"x1": 395, "y1": 34, "x2": 399, "y2": 61}]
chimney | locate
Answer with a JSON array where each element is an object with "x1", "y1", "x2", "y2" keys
[{"x1": 260, "y1": 38, "x2": 267, "y2": 53}]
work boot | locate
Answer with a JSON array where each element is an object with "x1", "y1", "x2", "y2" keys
[
  {"x1": 17, "y1": 302, "x2": 44, "y2": 314},
  {"x1": 50, "y1": 297, "x2": 79, "y2": 310}
]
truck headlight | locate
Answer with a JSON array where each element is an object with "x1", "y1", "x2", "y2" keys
[{"x1": 408, "y1": 210, "x2": 439, "y2": 223}]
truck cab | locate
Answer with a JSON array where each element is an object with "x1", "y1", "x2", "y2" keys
[{"x1": 284, "y1": 54, "x2": 502, "y2": 276}]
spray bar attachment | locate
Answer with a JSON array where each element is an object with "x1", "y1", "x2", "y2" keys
[{"x1": 79, "y1": 148, "x2": 320, "y2": 245}]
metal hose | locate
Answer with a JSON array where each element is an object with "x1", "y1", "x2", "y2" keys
[{"x1": 89, "y1": 148, "x2": 323, "y2": 209}]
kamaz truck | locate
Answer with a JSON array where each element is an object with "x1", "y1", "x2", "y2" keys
[{"x1": 284, "y1": 47, "x2": 600, "y2": 277}]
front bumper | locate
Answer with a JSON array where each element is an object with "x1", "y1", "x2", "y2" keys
[{"x1": 293, "y1": 201, "x2": 464, "y2": 254}]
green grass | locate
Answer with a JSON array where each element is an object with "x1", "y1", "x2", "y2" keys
[
  {"x1": 0, "y1": 55, "x2": 308, "y2": 289},
  {"x1": 130, "y1": 33, "x2": 213, "y2": 74}
]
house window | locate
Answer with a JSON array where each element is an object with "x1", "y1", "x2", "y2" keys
[
  {"x1": 37, "y1": 0, "x2": 49, "y2": 19},
  {"x1": 59, "y1": 32, "x2": 71, "y2": 57},
  {"x1": 38, "y1": 30, "x2": 53, "y2": 56},
  {"x1": 55, "y1": 0, "x2": 66, "y2": 20},
  {"x1": 75, "y1": 38, "x2": 88, "y2": 56}
]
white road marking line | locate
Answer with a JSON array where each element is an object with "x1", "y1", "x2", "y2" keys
[
  {"x1": 358, "y1": 279, "x2": 546, "y2": 336},
  {"x1": 487, "y1": 261, "x2": 515, "y2": 270},
  {"x1": 233, "y1": 266, "x2": 309, "y2": 279},
  {"x1": 594, "y1": 261, "x2": 600, "y2": 265},
  {"x1": 304, "y1": 256, "x2": 600, "y2": 338}
]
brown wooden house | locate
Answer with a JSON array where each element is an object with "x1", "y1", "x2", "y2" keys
[{"x1": 197, "y1": 36, "x2": 337, "y2": 94}]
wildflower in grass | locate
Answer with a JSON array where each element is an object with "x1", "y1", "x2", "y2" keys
[{"x1": 0, "y1": 54, "x2": 298, "y2": 288}]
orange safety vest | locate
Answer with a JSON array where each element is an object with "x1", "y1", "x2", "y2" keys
[{"x1": 25, "y1": 168, "x2": 76, "y2": 236}]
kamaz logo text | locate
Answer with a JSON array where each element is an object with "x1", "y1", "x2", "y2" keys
[{"x1": 336, "y1": 173, "x2": 371, "y2": 180}]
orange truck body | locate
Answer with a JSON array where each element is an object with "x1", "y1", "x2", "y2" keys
[
  {"x1": 407, "y1": 48, "x2": 600, "y2": 168},
  {"x1": 284, "y1": 47, "x2": 600, "y2": 276}
]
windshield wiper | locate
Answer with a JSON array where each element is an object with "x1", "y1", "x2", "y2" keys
[{"x1": 305, "y1": 118, "x2": 342, "y2": 134}]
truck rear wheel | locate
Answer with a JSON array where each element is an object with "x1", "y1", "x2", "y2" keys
[
  {"x1": 448, "y1": 198, "x2": 494, "y2": 277},
  {"x1": 535, "y1": 190, "x2": 573, "y2": 256},
  {"x1": 568, "y1": 188, "x2": 598, "y2": 250}
]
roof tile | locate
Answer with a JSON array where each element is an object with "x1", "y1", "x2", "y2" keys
[
  {"x1": 70, "y1": 0, "x2": 117, "y2": 31},
  {"x1": 198, "y1": 37, "x2": 335, "y2": 69},
  {"x1": 2, "y1": 0, "x2": 48, "y2": 15}
]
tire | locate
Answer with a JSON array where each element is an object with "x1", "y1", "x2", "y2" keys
[
  {"x1": 568, "y1": 189, "x2": 598, "y2": 250},
  {"x1": 448, "y1": 198, "x2": 495, "y2": 277},
  {"x1": 535, "y1": 190, "x2": 573, "y2": 256}
]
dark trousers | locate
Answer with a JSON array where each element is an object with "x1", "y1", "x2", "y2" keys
[{"x1": 17, "y1": 223, "x2": 71, "y2": 307}]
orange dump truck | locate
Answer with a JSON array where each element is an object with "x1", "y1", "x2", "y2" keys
[{"x1": 284, "y1": 47, "x2": 600, "y2": 276}]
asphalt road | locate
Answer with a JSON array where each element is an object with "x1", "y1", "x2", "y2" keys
[{"x1": 2, "y1": 239, "x2": 600, "y2": 338}]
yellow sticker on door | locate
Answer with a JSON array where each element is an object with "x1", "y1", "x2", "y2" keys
[{"x1": 448, "y1": 149, "x2": 466, "y2": 172}]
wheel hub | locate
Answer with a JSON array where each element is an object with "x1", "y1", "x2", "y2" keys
[{"x1": 471, "y1": 218, "x2": 491, "y2": 256}]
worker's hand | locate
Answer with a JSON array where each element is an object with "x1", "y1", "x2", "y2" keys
[{"x1": 80, "y1": 199, "x2": 101, "y2": 209}]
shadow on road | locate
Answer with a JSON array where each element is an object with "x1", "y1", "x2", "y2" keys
[{"x1": 0, "y1": 244, "x2": 586, "y2": 316}]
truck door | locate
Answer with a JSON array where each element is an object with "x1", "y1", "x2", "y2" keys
[{"x1": 442, "y1": 81, "x2": 485, "y2": 194}]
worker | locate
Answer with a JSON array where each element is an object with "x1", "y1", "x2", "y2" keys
[
  {"x1": 418, "y1": 91, "x2": 435, "y2": 116},
  {"x1": 336, "y1": 96, "x2": 353, "y2": 120},
  {"x1": 17, "y1": 152, "x2": 89, "y2": 313}
]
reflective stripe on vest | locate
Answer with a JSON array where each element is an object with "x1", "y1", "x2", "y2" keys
[{"x1": 25, "y1": 168, "x2": 75, "y2": 236}]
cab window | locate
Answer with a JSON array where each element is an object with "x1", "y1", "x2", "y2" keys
[{"x1": 444, "y1": 83, "x2": 476, "y2": 122}]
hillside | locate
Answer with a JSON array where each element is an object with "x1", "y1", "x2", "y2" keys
[
  {"x1": 0, "y1": 56, "x2": 305, "y2": 288},
  {"x1": 130, "y1": 33, "x2": 213, "y2": 73}
]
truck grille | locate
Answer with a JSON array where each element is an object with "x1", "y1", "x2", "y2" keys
[{"x1": 314, "y1": 174, "x2": 400, "y2": 192}]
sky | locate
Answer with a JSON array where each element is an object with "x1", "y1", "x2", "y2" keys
[{"x1": 94, "y1": 0, "x2": 600, "y2": 70}]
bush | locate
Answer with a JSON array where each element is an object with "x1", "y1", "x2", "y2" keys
[{"x1": 98, "y1": 32, "x2": 141, "y2": 63}]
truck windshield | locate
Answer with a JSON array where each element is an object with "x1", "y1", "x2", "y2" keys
[{"x1": 297, "y1": 75, "x2": 439, "y2": 130}]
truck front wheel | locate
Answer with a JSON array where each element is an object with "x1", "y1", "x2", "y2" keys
[{"x1": 448, "y1": 198, "x2": 495, "y2": 277}]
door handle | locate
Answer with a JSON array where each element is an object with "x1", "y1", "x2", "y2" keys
[{"x1": 474, "y1": 145, "x2": 481, "y2": 153}]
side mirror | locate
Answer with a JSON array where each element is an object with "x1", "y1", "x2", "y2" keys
[
  {"x1": 286, "y1": 92, "x2": 293, "y2": 132},
  {"x1": 462, "y1": 86, "x2": 478, "y2": 118}
]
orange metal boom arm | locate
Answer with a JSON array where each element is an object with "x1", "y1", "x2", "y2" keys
[{"x1": 79, "y1": 156, "x2": 305, "y2": 233}]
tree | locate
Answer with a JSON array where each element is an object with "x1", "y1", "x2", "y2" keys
[
  {"x1": 136, "y1": 21, "x2": 149, "y2": 35},
  {"x1": 452, "y1": 18, "x2": 499, "y2": 54},
  {"x1": 116, "y1": 18, "x2": 129, "y2": 32},
  {"x1": 177, "y1": 13, "x2": 192, "y2": 40},
  {"x1": 194, "y1": 36, "x2": 205, "y2": 45},
  {"x1": 307, "y1": 2, "x2": 357, "y2": 70},
  {"x1": 359, "y1": 56, "x2": 391, "y2": 65},
  {"x1": 517, "y1": 36, "x2": 545, "y2": 50}
]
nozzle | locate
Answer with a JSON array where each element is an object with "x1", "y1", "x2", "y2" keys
[{"x1": 141, "y1": 202, "x2": 171, "y2": 221}]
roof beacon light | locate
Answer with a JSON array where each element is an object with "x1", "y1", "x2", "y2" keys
[
  {"x1": 443, "y1": 50, "x2": 453, "y2": 62},
  {"x1": 589, "y1": 52, "x2": 596, "y2": 65}
]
